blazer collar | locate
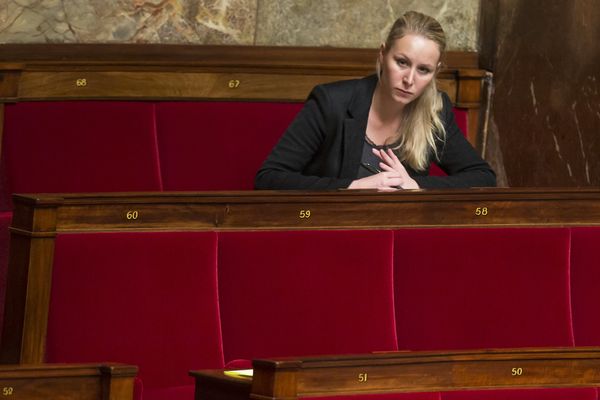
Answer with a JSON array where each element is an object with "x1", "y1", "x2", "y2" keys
[{"x1": 340, "y1": 74, "x2": 378, "y2": 179}]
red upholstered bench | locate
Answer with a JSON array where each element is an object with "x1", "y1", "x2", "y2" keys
[
  {"x1": 45, "y1": 232, "x2": 224, "y2": 400},
  {"x1": 0, "y1": 101, "x2": 468, "y2": 337},
  {"x1": 571, "y1": 227, "x2": 600, "y2": 400},
  {"x1": 154, "y1": 102, "x2": 304, "y2": 190},
  {"x1": 0, "y1": 102, "x2": 164, "y2": 208},
  {"x1": 217, "y1": 230, "x2": 398, "y2": 360},
  {"x1": 217, "y1": 230, "x2": 439, "y2": 400},
  {"x1": 393, "y1": 228, "x2": 597, "y2": 400},
  {"x1": 0, "y1": 99, "x2": 464, "y2": 202}
]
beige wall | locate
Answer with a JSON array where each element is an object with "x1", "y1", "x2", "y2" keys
[{"x1": 0, "y1": 0, "x2": 479, "y2": 50}]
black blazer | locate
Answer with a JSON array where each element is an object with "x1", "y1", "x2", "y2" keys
[{"x1": 255, "y1": 75, "x2": 496, "y2": 189}]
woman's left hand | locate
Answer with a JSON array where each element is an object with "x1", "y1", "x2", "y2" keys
[{"x1": 373, "y1": 148, "x2": 420, "y2": 189}]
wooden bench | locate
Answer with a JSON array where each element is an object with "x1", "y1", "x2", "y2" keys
[{"x1": 2, "y1": 189, "x2": 600, "y2": 400}]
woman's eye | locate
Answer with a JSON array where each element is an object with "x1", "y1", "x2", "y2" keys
[
  {"x1": 418, "y1": 67, "x2": 431, "y2": 74},
  {"x1": 396, "y1": 58, "x2": 408, "y2": 66}
]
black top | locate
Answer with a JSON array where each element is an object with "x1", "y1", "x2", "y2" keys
[{"x1": 255, "y1": 75, "x2": 496, "y2": 190}]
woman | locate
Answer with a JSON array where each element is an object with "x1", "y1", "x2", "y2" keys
[{"x1": 255, "y1": 11, "x2": 496, "y2": 191}]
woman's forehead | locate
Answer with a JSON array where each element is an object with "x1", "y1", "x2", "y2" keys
[{"x1": 388, "y1": 34, "x2": 441, "y2": 65}]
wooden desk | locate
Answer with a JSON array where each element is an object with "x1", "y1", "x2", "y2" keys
[
  {"x1": 3, "y1": 188, "x2": 600, "y2": 365},
  {"x1": 0, "y1": 363, "x2": 137, "y2": 400},
  {"x1": 191, "y1": 348, "x2": 600, "y2": 400}
]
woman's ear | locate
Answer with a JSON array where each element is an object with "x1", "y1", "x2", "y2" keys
[{"x1": 376, "y1": 43, "x2": 386, "y2": 79}]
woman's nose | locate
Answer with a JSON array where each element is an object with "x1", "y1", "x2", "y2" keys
[{"x1": 403, "y1": 70, "x2": 415, "y2": 86}]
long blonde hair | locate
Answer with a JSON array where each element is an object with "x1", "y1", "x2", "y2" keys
[{"x1": 377, "y1": 11, "x2": 447, "y2": 171}]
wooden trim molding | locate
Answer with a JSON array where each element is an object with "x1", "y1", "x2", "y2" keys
[{"x1": 0, "y1": 44, "x2": 481, "y2": 103}]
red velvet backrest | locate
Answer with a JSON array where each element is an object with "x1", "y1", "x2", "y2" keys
[
  {"x1": 1, "y1": 102, "x2": 163, "y2": 208},
  {"x1": 452, "y1": 107, "x2": 469, "y2": 136},
  {"x1": 155, "y1": 102, "x2": 303, "y2": 190},
  {"x1": 0, "y1": 100, "x2": 468, "y2": 204},
  {"x1": 217, "y1": 230, "x2": 398, "y2": 361},
  {"x1": 46, "y1": 232, "x2": 224, "y2": 391},
  {"x1": 429, "y1": 107, "x2": 469, "y2": 177},
  {"x1": 570, "y1": 227, "x2": 600, "y2": 346},
  {"x1": 393, "y1": 228, "x2": 575, "y2": 350}
]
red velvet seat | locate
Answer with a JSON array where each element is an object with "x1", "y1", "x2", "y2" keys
[
  {"x1": 394, "y1": 228, "x2": 574, "y2": 350},
  {"x1": 1, "y1": 102, "x2": 163, "y2": 208},
  {"x1": 429, "y1": 107, "x2": 469, "y2": 177},
  {"x1": 155, "y1": 101, "x2": 303, "y2": 190},
  {"x1": 571, "y1": 227, "x2": 600, "y2": 346},
  {"x1": 393, "y1": 228, "x2": 595, "y2": 400},
  {"x1": 217, "y1": 230, "x2": 398, "y2": 360},
  {"x1": 46, "y1": 232, "x2": 224, "y2": 400}
]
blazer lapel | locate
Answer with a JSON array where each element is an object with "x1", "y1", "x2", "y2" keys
[{"x1": 340, "y1": 75, "x2": 378, "y2": 179}]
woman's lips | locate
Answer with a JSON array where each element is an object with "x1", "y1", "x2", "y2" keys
[{"x1": 396, "y1": 88, "x2": 414, "y2": 96}]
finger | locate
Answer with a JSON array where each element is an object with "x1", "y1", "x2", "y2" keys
[
  {"x1": 381, "y1": 171, "x2": 401, "y2": 179},
  {"x1": 378, "y1": 148, "x2": 395, "y2": 165},
  {"x1": 384, "y1": 177, "x2": 403, "y2": 187},
  {"x1": 372, "y1": 148, "x2": 394, "y2": 162},
  {"x1": 372, "y1": 148, "x2": 382, "y2": 157},
  {"x1": 386, "y1": 148, "x2": 401, "y2": 164},
  {"x1": 379, "y1": 162, "x2": 395, "y2": 172},
  {"x1": 377, "y1": 187, "x2": 400, "y2": 192}
]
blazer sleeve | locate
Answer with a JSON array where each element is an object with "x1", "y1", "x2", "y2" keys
[
  {"x1": 254, "y1": 84, "x2": 354, "y2": 190},
  {"x1": 413, "y1": 92, "x2": 497, "y2": 188}
]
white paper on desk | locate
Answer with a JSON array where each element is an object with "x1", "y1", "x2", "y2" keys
[{"x1": 224, "y1": 369, "x2": 253, "y2": 379}]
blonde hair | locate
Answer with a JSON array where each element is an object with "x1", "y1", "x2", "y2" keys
[{"x1": 377, "y1": 11, "x2": 447, "y2": 171}]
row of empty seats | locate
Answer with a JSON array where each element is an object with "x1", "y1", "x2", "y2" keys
[
  {"x1": 43, "y1": 227, "x2": 600, "y2": 400},
  {"x1": 0, "y1": 100, "x2": 467, "y2": 334}
]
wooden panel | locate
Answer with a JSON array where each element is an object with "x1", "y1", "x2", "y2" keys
[
  {"x1": 0, "y1": 363, "x2": 136, "y2": 400},
  {"x1": 16, "y1": 71, "x2": 461, "y2": 103},
  {"x1": 17, "y1": 71, "x2": 346, "y2": 102},
  {"x1": 1, "y1": 204, "x2": 57, "y2": 364},
  {"x1": 0, "y1": 44, "x2": 478, "y2": 104},
  {"x1": 10, "y1": 189, "x2": 600, "y2": 233},
  {"x1": 193, "y1": 348, "x2": 600, "y2": 400},
  {"x1": 0, "y1": 70, "x2": 20, "y2": 101},
  {"x1": 0, "y1": 44, "x2": 479, "y2": 71}
]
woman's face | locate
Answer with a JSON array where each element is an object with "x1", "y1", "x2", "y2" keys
[{"x1": 379, "y1": 34, "x2": 440, "y2": 107}]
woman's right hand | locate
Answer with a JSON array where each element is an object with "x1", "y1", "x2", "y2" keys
[{"x1": 347, "y1": 171, "x2": 403, "y2": 191}]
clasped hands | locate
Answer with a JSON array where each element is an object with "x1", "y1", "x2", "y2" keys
[{"x1": 348, "y1": 148, "x2": 420, "y2": 191}]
